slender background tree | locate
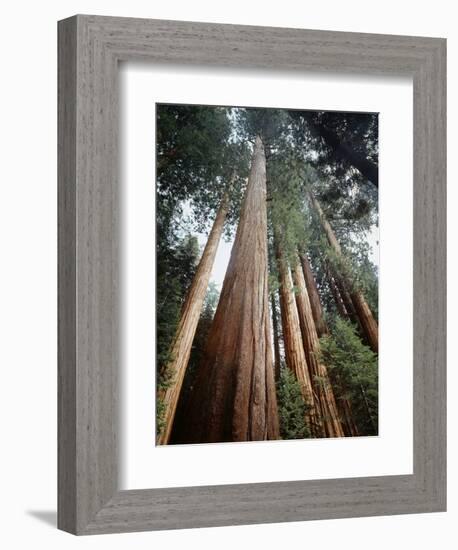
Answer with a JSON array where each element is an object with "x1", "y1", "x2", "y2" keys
[{"x1": 156, "y1": 104, "x2": 379, "y2": 443}]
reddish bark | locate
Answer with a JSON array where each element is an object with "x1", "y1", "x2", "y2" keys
[
  {"x1": 183, "y1": 136, "x2": 279, "y2": 443},
  {"x1": 157, "y1": 194, "x2": 229, "y2": 445},
  {"x1": 292, "y1": 260, "x2": 344, "y2": 438},
  {"x1": 333, "y1": 273, "x2": 359, "y2": 326},
  {"x1": 327, "y1": 268, "x2": 349, "y2": 319},
  {"x1": 350, "y1": 289, "x2": 379, "y2": 354},
  {"x1": 338, "y1": 392, "x2": 359, "y2": 437},
  {"x1": 309, "y1": 193, "x2": 378, "y2": 353},
  {"x1": 311, "y1": 264, "x2": 360, "y2": 437},
  {"x1": 276, "y1": 242, "x2": 319, "y2": 437},
  {"x1": 299, "y1": 252, "x2": 328, "y2": 337}
]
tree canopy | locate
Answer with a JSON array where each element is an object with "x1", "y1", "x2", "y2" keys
[{"x1": 156, "y1": 103, "x2": 379, "y2": 444}]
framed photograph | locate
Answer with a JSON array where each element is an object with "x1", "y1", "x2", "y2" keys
[{"x1": 58, "y1": 15, "x2": 446, "y2": 535}]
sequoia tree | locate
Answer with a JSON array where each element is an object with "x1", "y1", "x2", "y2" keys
[
  {"x1": 276, "y1": 241, "x2": 319, "y2": 437},
  {"x1": 326, "y1": 265, "x2": 351, "y2": 319},
  {"x1": 291, "y1": 259, "x2": 344, "y2": 438},
  {"x1": 301, "y1": 254, "x2": 360, "y2": 437},
  {"x1": 320, "y1": 317, "x2": 378, "y2": 435},
  {"x1": 299, "y1": 252, "x2": 328, "y2": 337},
  {"x1": 307, "y1": 116, "x2": 378, "y2": 187},
  {"x1": 309, "y1": 193, "x2": 378, "y2": 353},
  {"x1": 156, "y1": 104, "x2": 379, "y2": 443},
  {"x1": 156, "y1": 193, "x2": 229, "y2": 445},
  {"x1": 182, "y1": 136, "x2": 279, "y2": 443},
  {"x1": 289, "y1": 109, "x2": 379, "y2": 188}
]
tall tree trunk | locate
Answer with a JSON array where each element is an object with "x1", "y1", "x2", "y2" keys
[
  {"x1": 309, "y1": 193, "x2": 378, "y2": 353},
  {"x1": 183, "y1": 136, "x2": 279, "y2": 443},
  {"x1": 291, "y1": 260, "x2": 344, "y2": 438},
  {"x1": 333, "y1": 273, "x2": 359, "y2": 326},
  {"x1": 271, "y1": 291, "x2": 281, "y2": 382},
  {"x1": 350, "y1": 290, "x2": 379, "y2": 353},
  {"x1": 157, "y1": 194, "x2": 229, "y2": 445},
  {"x1": 299, "y1": 252, "x2": 328, "y2": 336},
  {"x1": 332, "y1": 274, "x2": 376, "y2": 354},
  {"x1": 310, "y1": 120, "x2": 378, "y2": 188},
  {"x1": 276, "y1": 241, "x2": 320, "y2": 437},
  {"x1": 327, "y1": 267, "x2": 349, "y2": 319},
  {"x1": 339, "y1": 393, "x2": 359, "y2": 437},
  {"x1": 315, "y1": 262, "x2": 359, "y2": 436}
]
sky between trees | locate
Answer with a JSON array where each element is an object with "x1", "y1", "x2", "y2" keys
[{"x1": 156, "y1": 103, "x2": 379, "y2": 445}]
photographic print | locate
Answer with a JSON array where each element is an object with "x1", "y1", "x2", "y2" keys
[{"x1": 156, "y1": 104, "x2": 379, "y2": 446}]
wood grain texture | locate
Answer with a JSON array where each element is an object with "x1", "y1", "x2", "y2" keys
[
  {"x1": 58, "y1": 14, "x2": 446, "y2": 534},
  {"x1": 291, "y1": 260, "x2": 344, "y2": 438},
  {"x1": 276, "y1": 245, "x2": 318, "y2": 434},
  {"x1": 182, "y1": 136, "x2": 279, "y2": 443},
  {"x1": 58, "y1": 17, "x2": 77, "y2": 533},
  {"x1": 157, "y1": 194, "x2": 229, "y2": 445}
]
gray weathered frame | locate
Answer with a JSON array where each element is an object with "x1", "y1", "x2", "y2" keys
[{"x1": 58, "y1": 14, "x2": 446, "y2": 535}]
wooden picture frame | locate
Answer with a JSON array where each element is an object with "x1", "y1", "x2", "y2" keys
[{"x1": 58, "y1": 14, "x2": 446, "y2": 535}]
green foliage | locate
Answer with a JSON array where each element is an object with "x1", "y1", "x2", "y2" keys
[
  {"x1": 346, "y1": 245, "x2": 379, "y2": 320},
  {"x1": 156, "y1": 235, "x2": 200, "y2": 440},
  {"x1": 268, "y1": 155, "x2": 310, "y2": 257},
  {"x1": 187, "y1": 281, "x2": 220, "y2": 378},
  {"x1": 157, "y1": 104, "x2": 250, "y2": 241},
  {"x1": 316, "y1": 232, "x2": 379, "y2": 321},
  {"x1": 156, "y1": 398, "x2": 166, "y2": 437},
  {"x1": 157, "y1": 234, "x2": 200, "y2": 377},
  {"x1": 268, "y1": 272, "x2": 281, "y2": 295},
  {"x1": 167, "y1": 282, "x2": 221, "y2": 443},
  {"x1": 235, "y1": 107, "x2": 290, "y2": 149},
  {"x1": 277, "y1": 368, "x2": 311, "y2": 440},
  {"x1": 155, "y1": 103, "x2": 380, "y2": 442},
  {"x1": 298, "y1": 185, "x2": 379, "y2": 321},
  {"x1": 320, "y1": 317, "x2": 378, "y2": 435},
  {"x1": 157, "y1": 104, "x2": 230, "y2": 204},
  {"x1": 289, "y1": 109, "x2": 379, "y2": 221}
]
